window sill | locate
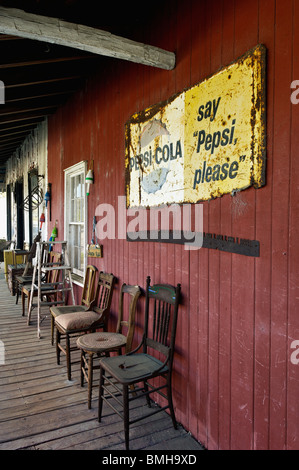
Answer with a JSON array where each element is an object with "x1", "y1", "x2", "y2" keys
[{"x1": 71, "y1": 273, "x2": 84, "y2": 287}]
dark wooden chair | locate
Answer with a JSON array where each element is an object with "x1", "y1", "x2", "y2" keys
[
  {"x1": 7, "y1": 249, "x2": 31, "y2": 296},
  {"x1": 15, "y1": 233, "x2": 41, "y2": 305},
  {"x1": 55, "y1": 272, "x2": 116, "y2": 381},
  {"x1": 77, "y1": 283, "x2": 141, "y2": 408},
  {"x1": 21, "y1": 251, "x2": 62, "y2": 317},
  {"x1": 50, "y1": 264, "x2": 98, "y2": 345},
  {"x1": 98, "y1": 276, "x2": 181, "y2": 450}
]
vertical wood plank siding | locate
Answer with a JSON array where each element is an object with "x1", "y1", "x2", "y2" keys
[{"x1": 47, "y1": 0, "x2": 299, "y2": 450}]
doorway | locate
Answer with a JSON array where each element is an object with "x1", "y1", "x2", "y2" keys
[{"x1": 15, "y1": 179, "x2": 24, "y2": 249}]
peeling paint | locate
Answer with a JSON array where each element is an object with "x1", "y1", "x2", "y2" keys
[{"x1": 125, "y1": 45, "x2": 266, "y2": 208}]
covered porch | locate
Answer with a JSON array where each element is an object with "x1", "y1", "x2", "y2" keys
[{"x1": 0, "y1": 272, "x2": 203, "y2": 451}]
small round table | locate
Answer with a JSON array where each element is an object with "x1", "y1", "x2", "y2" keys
[{"x1": 77, "y1": 332, "x2": 127, "y2": 408}]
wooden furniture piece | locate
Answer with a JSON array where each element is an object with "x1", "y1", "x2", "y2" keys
[
  {"x1": 50, "y1": 265, "x2": 98, "y2": 345},
  {"x1": 0, "y1": 239, "x2": 13, "y2": 262},
  {"x1": 27, "y1": 241, "x2": 75, "y2": 338},
  {"x1": 22, "y1": 250, "x2": 62, "y2": 317},
  {"x1": 6, "y1": 248, "x2": 31, "y2": 295},
  {"x1": 98, "y1": 276, "x2": 181, "y2": 450},
  {"x1": 15, "y1": 233, "x2": 41, "y2": 304},
  {"x1": 77, "y1": 283, "x2": 141, "y2": 408},
  {"x1": 3, "y1": 242, "x2": 16, "y2": 282},
  {"x1": 55, "y1": 272, "x2": 116, "y2": 381}
]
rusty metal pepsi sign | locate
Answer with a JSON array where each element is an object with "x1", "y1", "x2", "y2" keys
[{"x1": 125, "y1": 45, "x2": 266, "y2": 208}]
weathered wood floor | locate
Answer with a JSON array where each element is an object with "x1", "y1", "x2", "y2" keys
[{"x1": 0, "y1": 277, "x2": 203, "y2": 451}]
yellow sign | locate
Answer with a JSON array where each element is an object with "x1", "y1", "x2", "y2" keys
[{"x1": 125, "y1": 45, "x2": 266, "y2": 208}]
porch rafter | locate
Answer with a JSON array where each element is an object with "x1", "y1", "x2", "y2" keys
[{"x1": 0, "y1": 7, "x2": 176, "y2": 70}]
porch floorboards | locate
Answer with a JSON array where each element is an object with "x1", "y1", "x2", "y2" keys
[{"x1": 0, "y1": 276, "x2": 203, "y2": 451}]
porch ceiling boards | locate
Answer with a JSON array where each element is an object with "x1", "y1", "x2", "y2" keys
[
  {"x1": 0, "y1": 276, "x2": 203, "y2": 451},
  {"x1": 0, "y1": 0, "x2": 174, "y2": 183},
  {"x1": 0, "y1": 34, "x2": 100, "y2": 166}
]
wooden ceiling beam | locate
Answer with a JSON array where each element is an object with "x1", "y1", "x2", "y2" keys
[
  {"x1": 5, "y1": 75, "x2": 83, "y2": 89},
  {"x1": 0, "y1": 128, "x2": 31, "y2": 138},
  {"x1": 0, "y1": 59, "x2": 95, "y2": 88},
  {"x1": 0, "y1": 132, "x2": 29, "y2": 141},
  {"x1": 0, "y1": 55, "x2": 94, "y2": 69},
  {"x1": 0, "y1": 103, "x2": 61, "y2": 117},
  {"x1": 0, "y1": 7, "x2": 175, "y2": 70},
  {"x1": 0, "y1": 34, "x2": 22, "y2": 41},
  {"x1": 5, "y1": 89, "x2": 77, "y2": 104},
  {"x1": 0, "y1": 119, "x2": 44, "y2": 133},
  {"x1": 0, "y1": 109, "x2": 55, "y2": 125},
  {"x1": 0, "y1": 141, "x2": 24, "y2": 150}
]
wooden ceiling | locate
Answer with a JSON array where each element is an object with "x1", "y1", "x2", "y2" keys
[
  {"x1": 0, "y1": 35, "x2": 100, "y2": 166},
  {"x1": 0, "y1": 0, "x2": 160, "y2": 184}
]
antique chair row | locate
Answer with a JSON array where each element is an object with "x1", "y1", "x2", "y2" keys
[
  {"x1": 18, "y1": 256, "x2": 181, "y2": 451},
  {"x1": 52, "y1": 267, "x2": 181, "y2": 451}
]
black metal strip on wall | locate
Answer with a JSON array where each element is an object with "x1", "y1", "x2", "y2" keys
[{"x1": 126, "y1": 230, "x2": 260, "y2": 257}]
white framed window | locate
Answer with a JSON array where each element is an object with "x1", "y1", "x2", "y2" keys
[{"x1": 64, "y1": 161, "x2": 87, "y2": 278}]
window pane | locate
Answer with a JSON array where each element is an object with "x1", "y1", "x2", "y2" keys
[
  {"x1": 69, "y1": 223, "x2": 84, "y2": 271},
  {"x1": 80, "y1": 226, "x2": 85, "y2": 270},
  {"x1": 70, "y1": 177, "x2": 75, "y2": 221},
  {"x1": 80, "y1": 198, "x2": 84, "y2": 222},
  {"x1": 65, "y1": 162, "x2": 86, "y2": 277},
  {"x1": 76, "y1": 199, "x2": 80, "y2": 222}
]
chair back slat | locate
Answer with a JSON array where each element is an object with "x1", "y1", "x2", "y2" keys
[
  {"x1": 81, "y1": 265, "x2": 98, "y2": 307},
  {"x1": 116, "y1": 283, "x2": 141, "y2": 353},
  {"x1": 47, "y1": 251, "x2": 62, "y2": 283},
  {"x1": 93, "y1": 272, "x2": 116, "y2": 330},
  {"x1": 152, "y1": 300, "x2": 172, "y2": 345},
  {"x1": 144, "y1": 276, "x2": 181, "y2": 366}
]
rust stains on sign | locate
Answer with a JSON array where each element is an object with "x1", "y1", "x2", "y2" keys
[{"x1": 125, "y1": 45, "x2": 266, "y2": 208}]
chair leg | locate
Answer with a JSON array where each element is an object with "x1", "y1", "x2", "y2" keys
[
  {"x1": 144, "y1": 380, "x2": 151, "y2": 407},
  {"x1": 80, "y1": 350, "x2": 85, "y2": 387},
  {"x1": 87, "y1": 352, "x2": 94, "y2": 409},
  {"x1": 98, "y1": 367, "x2": 105, "y2": 422},
  {"x1": 66, "y1": 334, "x2": 71, "y2": 381},
  {"x1": 167, "y1": 375, "x2": 177, "y2": 430},
  {"x1": 21, "y1": 291, "x2": 25, "y2": 316},
  {"x1": 16, "y1": 283, "x2": 19, "y2": 304},
  {"x1": 123, "y1": 385, "x2": 130, "y2": 451},
  {"x1": 51, "y1": 316, "x2": 54, "y2": 346},
  {"x1": 56, "y1": 329, "x2": 61, "y2": 365}
]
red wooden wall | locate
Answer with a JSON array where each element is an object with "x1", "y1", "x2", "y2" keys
[{"x1": 47, "y1": 0, "x2": 299, "y2": 450}]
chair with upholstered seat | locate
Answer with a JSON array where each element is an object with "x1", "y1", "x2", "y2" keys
[
  {"x1": 55, "y1": 272, "x2": 116, "y2": 381},
  {"x1": 77, "y1": 283, "x2": 141, "y2": 408},
  {"x1": 50, "y1": 265, "x2": 98, "y2": 345},
  {"x1": 98, "y1": 276, "x2": 181, "y2": 450}
]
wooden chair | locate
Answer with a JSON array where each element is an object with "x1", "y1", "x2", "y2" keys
[
  {"x1": 98, "y1": 276, "x2": 181, "y2": 450},
  {"x1": 15, "y1": 233, "x2": 41, "y2": 305},
  {"x1": 21, "y1": 251, "x2": 62, "y2": 317},
  {"x1": 55, "y1": 272, "x2": 116, "y2": 381},
  {"x1": 77, "y1": 283, "x2": 141, "y2": 408},
  {"x1": 7, "y1": 247, "x2": 31, "y2": 296},
  {"x1": 50, "y1": 265, "x2": 98, "y2": 345}
]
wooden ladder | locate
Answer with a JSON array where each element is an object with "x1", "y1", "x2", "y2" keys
[{"x1": 28, "y1": 241, "x2": 75, "y2": 338}]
